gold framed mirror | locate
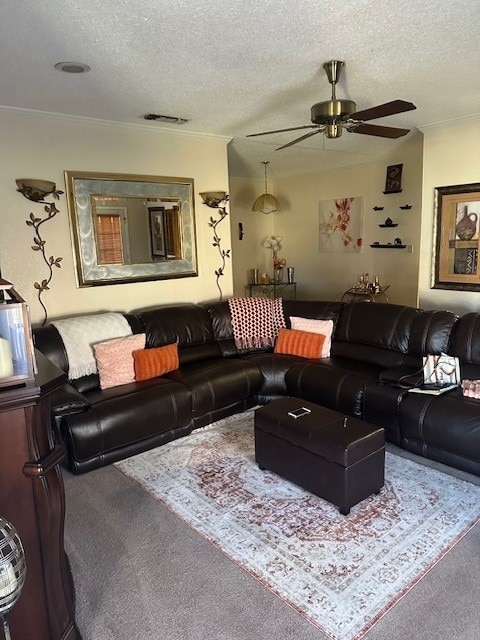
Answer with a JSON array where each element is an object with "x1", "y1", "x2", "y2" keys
[{"x1": 64, "y1": 171, "x2": 197, "y2": 287}]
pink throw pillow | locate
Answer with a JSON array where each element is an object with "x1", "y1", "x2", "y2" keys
[
  {"x1": 94, "y1": 333, "x2": 146, "y2": 389},
  {"x1": 289, "y1": 317, "x2": 333, "y2": 358}
]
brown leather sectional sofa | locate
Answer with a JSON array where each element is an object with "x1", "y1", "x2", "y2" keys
[{"x1": 33, "y1": 300, "x2": 480, "y2": 477}]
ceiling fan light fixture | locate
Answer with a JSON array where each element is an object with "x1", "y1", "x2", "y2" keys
[
  {"x1": 325, "y1": 124, "x2": 343, "y2": 139},
  {"x1": 246, "y1": 60, "x2": 416, "y2": 149},
  {"x1": 252, "y1": 161, "x2": 280, "y2": 215}
]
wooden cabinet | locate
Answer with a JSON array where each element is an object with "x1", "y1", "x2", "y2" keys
[{"x1": 0, "y1": 351, "x2": 81, "y2": 640}]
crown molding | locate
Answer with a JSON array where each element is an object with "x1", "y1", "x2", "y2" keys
[
  {"x1": 0, "y1": 105, "x2": 232, "y2": 143},
  {"x1": 418, "y1": 112, "x2": 480, "y2": 133}
]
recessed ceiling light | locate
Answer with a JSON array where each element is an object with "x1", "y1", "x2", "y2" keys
[{"x1": 54, "y1": 62, "x2": 91, "y2": 74}]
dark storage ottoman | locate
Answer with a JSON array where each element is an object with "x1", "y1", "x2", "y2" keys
[{"x1": 254, "y1": 397, "x2": 385, "y2": 515}]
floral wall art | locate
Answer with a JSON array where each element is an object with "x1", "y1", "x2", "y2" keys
[{"x1": 319, "y1": 196, "x2": 363, "y2": 253}]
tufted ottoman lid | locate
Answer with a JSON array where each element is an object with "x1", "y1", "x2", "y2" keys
[{"x1": 255, "y1": 397, "x2": 384, "y2": 467}]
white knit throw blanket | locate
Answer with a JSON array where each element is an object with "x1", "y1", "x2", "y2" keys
[
  {"x1": 52, "y1": 312, "x2": 132, "y2": 380},
  {"x1": 228, "y1": 297, "x2": 285, "y2": 350}
]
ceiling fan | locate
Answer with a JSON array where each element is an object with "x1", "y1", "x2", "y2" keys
[{"x1": 246, "y1": 60, "x2": 416, "y2": 150}]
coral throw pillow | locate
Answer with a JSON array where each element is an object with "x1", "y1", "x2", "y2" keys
[
  {"x1": 274, "y1": 328, "x2": 325, "y2": 359},
  {"x1": 133, "y1": 343, "x2": 179, "y2": 381},
  {"x1": 289, "y1": 317, "x2": 333, "y2": 358},
  {"x1": 94, "y1": 333, "x2": 146, "y2": 389}
]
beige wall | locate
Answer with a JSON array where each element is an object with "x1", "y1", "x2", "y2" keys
[
  {"x1": 0, "y1": 108, "x2": 232, "y2": 324},
  {"x1": 418, "y1": 118, "x2": 480, "y2": 313},
  {"x1": 230, "y1": 142, "x2": 423, "y2": 306},
  {"x1": 229, "y1": 176, "x2": 275, "y2": 295}
]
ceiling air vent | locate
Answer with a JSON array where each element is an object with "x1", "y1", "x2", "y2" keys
[{"x1": 142, "y1": 113, "x2": 189, "y2": 125}]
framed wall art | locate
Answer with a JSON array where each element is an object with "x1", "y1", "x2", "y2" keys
[
  {"x1": 383, "y1": 164, "x2": 403, "y2": 194},
  {"x1": 432, "y1": 182, "x2": 480, "y2": 290},
  {"x1": 319, "y1": 196, "x2": 363, "y2": 253}
]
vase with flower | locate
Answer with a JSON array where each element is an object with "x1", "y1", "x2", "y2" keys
[
  {"x1": 262, "y1": 235, "x2": 286, "y2": 282},
  {"x1": 273, "y1": 256, "x2": 286, "y2": 282}
]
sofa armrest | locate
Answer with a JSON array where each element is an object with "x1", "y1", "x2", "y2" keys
[{"x1": 51, "y1": 383, "x2": 90, "y2": 417}]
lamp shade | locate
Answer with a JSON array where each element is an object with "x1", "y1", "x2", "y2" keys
[
  {"x1": 252, "y1": 193, "x2": 281, "y2": 214},
  {"x1": 252, "y1": 161, "x2": 280, "y2": 214}
]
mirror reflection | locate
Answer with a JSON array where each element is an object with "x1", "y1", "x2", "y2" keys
[
  {"x1": 65, "y1": 171, "x2": 197, "y2": 287},
  {"x1": 92, "y1": 196, "x2": 182, "y2": 265}
]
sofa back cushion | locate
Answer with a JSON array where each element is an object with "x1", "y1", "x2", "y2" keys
[
  {"x1": 449, "y1": 313, "x2": 480, "y2": 364},
  {"x1": 404, "y1": 310, "x2": 457, "y2": 366},
  {"x1": 332, "y1": 302, "x2": 421, "y2": 368},
  {"x1": 137, "y1": 304, "x2": 221, "y2": 365}
]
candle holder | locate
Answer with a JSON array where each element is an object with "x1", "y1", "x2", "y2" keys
[{"x1": 0, "y1": 516, "x2": 26, "y2": 640}]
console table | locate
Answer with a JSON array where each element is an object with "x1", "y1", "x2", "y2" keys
[
  {"x1": 0, "y1": 351, "x2": 81, "y2": 640},
  {"x1": 247, "y1": 282, "x2": 297, "y2": 299}
]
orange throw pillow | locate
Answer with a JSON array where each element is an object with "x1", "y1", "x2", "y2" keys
[
  {"x1": 274, "y1": 328, "x2": 326, "y2": 359},
  {"x1": 133, "y1": 343, "x2": 179, "y2": 381}
]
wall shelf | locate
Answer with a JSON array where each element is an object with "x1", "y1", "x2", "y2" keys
[
  {"x1": 370, "y1": 243, "x2": 406, "y2": 249},
  {"x1": 378, "y1": 223, "x2": 398, "y2": 228}
]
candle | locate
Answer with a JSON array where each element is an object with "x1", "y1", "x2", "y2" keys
[
  {"x1": 0, "y1": 561, "x2": 17, "y2": 598},
  {"x1": 0, "y1": 337, "x2": 13, "y2": 378}
]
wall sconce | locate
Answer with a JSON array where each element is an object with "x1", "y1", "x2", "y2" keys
[
  {"x1": 200, "y1": 191, "x2": 231, "y2": 301},
  {"x1": 16, "y1": 179, "x2": 64, "y2": 326},
  {"x1": 252, "y1": 161, "x2": 281, "y2": 215},
  {"x1": 0, "y1": 516, "x2": 27, "y2": 640},
  {"x1": 15, "y1": 179, "x2": 57, "y2": 202}
]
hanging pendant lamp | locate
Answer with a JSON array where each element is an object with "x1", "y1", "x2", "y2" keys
[{"x1": 252, "y1": 161, "x2": 281, "y2": 214}]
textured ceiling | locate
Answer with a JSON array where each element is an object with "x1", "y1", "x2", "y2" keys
[{"x1": 1, "y1": 0, "x2": 479, "y2": 178}]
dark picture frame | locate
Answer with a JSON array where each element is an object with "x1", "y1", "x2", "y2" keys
[
  {"x1": 149, "y1": 210, "x2": 167, "y2": 258},
  {"x1": 383, "y1": 164, "x2": 403, "y2": 194},
  {"x1": 433, "y1": 183, "x2": 480, "y2": 290}
]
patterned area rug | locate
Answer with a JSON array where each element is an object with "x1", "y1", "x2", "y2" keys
[{"x1": 115, "y1": 412, "x2": 480, "y2": 640}]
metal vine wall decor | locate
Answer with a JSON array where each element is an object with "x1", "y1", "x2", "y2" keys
[
  {"x1": 199, "y1": 191, "x2": 231, "y2": 301},
  {"x1": 16, "y1": 179, "x2": 64, "y2": 325}
]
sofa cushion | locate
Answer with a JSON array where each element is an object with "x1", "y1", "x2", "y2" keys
[
  {"x1": 94, "y1": 333, "x2": 146, "y2": 389},
  {"x1": 274, "y1": 328, "x2": 326, "y2": 359},
  {"x1": 285, "y1": 360, "x2": 373, "y2": 418},
  {"x1": 62, "y1": 378, "x2": 193, "y2": 474},
  {"x1": 137, "y1": 304, "x2": 221, "y2": 365},
  {"x1": 133, "y1": 343, "x2": 179, "y2": 381},
  {"x1": 165, "y1": 358, "x2": 263, "y2": 426},
  {"x1": 398, "y1": 389, "x2": 480, "y2": 475},
  {"x1": 289, "y1": 317, "x2": 333, "y2": 357},
  {"x1": 332, "y1": 302, "x2": 421, "y2": 367},
  {"x1": 243, "y1": 352, "x2": 299, "y2": 401}
]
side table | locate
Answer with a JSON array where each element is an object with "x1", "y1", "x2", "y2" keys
[
  {"x1": 341, "y1": 285, "x2": 390, "y2": 303},
  {"x1": 246, "y1": 282, "x2": 297, "y2": 299}
]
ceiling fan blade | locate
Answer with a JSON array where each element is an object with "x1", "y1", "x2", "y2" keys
[
  {"x1": 349, "y1": 123, "x2": 411, "y2": 138},
  {"x1": 246, "y1": 125, "x2": 317, "y2": 138},
  {"x1": 276, "y1": 129, "x2": 323, "y2": 150},
  {"x1": 350, "y1": 100, "x2": 416, "y2": 122}
]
